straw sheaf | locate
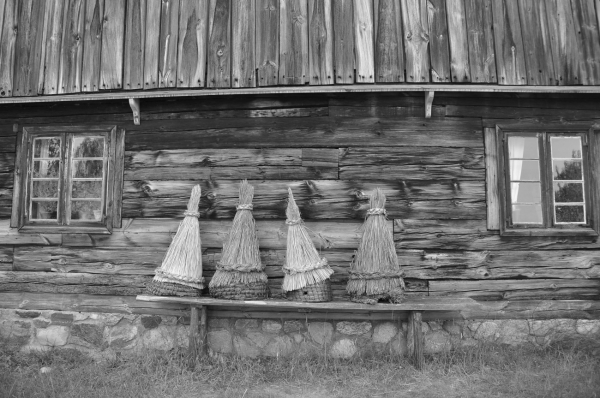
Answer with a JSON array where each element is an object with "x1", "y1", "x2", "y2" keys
[
  {"x1": 346, "y1": 188, "x2": 405, "y2": 297},
  {"x1": 210, "y1": 180, "x2": 267, "y2": 289},
  {"x1": 152, "y1": 185, "x2": 203, "y2": 284},
  {"x1": 282, "y1": 188, "x2": 333, "y2": 293}
]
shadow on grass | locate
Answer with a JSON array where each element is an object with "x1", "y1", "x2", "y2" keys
[{"x1": 1, "y1": 338, "x2": 599, "y2": 398}]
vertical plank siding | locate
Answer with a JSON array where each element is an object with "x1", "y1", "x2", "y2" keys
[
  {"x1": 279, "y1": 0, "x2": 308, "y2": 85},
  {"x1": 308, "y1": 0, "x2": 334, "y2": 85},
  {"x1": 178, "y1": 0, "x2": 208, "y2": 88},
  {"x1": 100, "y1": 0, "x2": 125, "y2": 90},
  {"x1": 207, "y1": 0, "x2": 231, "y2": 88},
  {"x1": 256, "y1": 0, "x2": 279, "y2": 87},
  {"x1": 81, "y1": 0, "x2": 104, "y2": 92},
  {"x1": 1, "y1": 1, "x2": 600, "y2": 96},
  {"x1": 333, "y1": 0, "x2": 354, "y2": 84}
]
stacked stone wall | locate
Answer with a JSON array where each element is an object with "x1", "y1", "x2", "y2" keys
[{"x1": 1, "y1": 310, "x2": 599, "y2": 361}]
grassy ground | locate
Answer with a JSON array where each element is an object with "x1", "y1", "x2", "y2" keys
[{"x1": 1, "y1": 339, "x2": 599, "y2": 398}]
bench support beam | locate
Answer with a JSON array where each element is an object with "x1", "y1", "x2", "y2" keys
[{"x1": 188, "y1": 305, "x2": 207, "y2": 366}]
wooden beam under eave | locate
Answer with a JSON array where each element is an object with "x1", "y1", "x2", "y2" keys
[
  {"x1": 425, "y1": 91, "x2": 434, "y2": 118},
  {"x1": 128, "y1": 98, "x2": 140, "y2": 125}
]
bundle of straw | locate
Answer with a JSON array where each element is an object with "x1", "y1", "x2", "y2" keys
[
  {"x1": 346, "y1": 188, "x2": 405, "y2": 301},
  {"x1": 209, "y1": 180, "x2": 267, "y2": 291},
  {"x1": 283, "y1": 188, "x2": 333, "y2": 293},
  {"x1": 148, "y1": 185, "x2": 204, "y2": 295}
]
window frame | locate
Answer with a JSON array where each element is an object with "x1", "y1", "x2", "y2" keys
[
  {"x1": 11, "y1": 125, "x2": 125, "y2": 234},
  {"x1": 495, "y1": 125, "x2": 599, "y2": 237}
]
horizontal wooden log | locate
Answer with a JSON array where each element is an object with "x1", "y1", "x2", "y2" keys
[
  {"x1": 125, "y1": 117, "x2": 483, "y2": 150},
  {"x1": 339, "y1": 147, "x2": 484, "y2": 168},
  {"x1": 329, "y1": 105, "x2": 446, "y2": 117},
  {"x1": 395, "y1": 231, "x2": 600, "y2": 251},
  {"x1": 122, "y1": 180, "x2": 485, "y2": 219},
  {"x1": 0, "y1": 246, "x2": 12, "y2": 270},
  {"x1": 0, "y1": 220, "x2": 63, "y2": 245},
  {"x1": 125, "y1": 148, "x2": 339, "y2": 180},
  {"x1": 446, "y1": 105, "x2": 600, "y2": 119},
  {"x1": 394, "y1": 219, "x2": 487, "y2": 234},
  {"x1": 429, "y1": 279, "x2": 600, "y2": 300},
  {"x1": 339, "y1": 165, "x2": 484, "y2": 181},
  {"x1": 0, "y1": 271, "x2": 149, "y2": 295},
  {"x1": 0, "y1": 152, "x2": 15, "y2": 172}
]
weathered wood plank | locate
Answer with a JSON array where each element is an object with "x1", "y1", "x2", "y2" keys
[
  {"x1": 279, "y1": 0, "x2": 308, "y2": 85},
  {"x1": 353, "y1": 0, "x2": 374, "y2": 83},
  {"x1": 41, "y1": 0, "x2": 64, "y2": 95},
  {"x1": 178, "y1": 0, "x2": 208, "y2": 88},
  {"x1": 100, "y1": 0, "x2": 125, "y2": 89},
  {"x1": 0, "y1": 271, "x2": 149, "y2": 296},
  {"x1": 445, "y1": 0, "x2": 470, "y2": 82},
  {"x1": 0, "y1": 0, "x2": 16, "y2": 97},
  {"x1": 545, "y1": 0, "x2": 581, "y2": 85},
  {"x1": 401, "y1": 0, "x2": 430, "y2": 82},
  {"x1": 429, "y1": 279, "x2": 600, "y2": 300},
  {"x1": 427, "y1": 0, "x2": 450, "y2": 82},
  {"x1": 339, "y1": 165, "x2": 484, "y2": 181},
  {"x1": 81, "y1": 0, "x2": 103, "y2": 92},
  {"x1": 0, "y1": 220, "x2": 62, "y2": 245},
  {"x1": 339, "y1": 146, "x2": 483, "y2": 168},
  {"x1": 373, "y1": 0, "x2": 404, "y2": 83},
  {"x1": 143, "y1": 0, "x2": 161, "y2": 89},
  {"x1": 491, "y1": 0, "x2": 526, "y2": 85},
  {"x1": 464, "y1": 0, "x2": 496, "y2": 83},
  {"x1": 8, "y1": 131, "x2": 21, "y2": 227},
  {"x1": 207, "y1": 0, "x2": 231, "y2": 87},
  {"x1": 12, "y1": 0, "x2": 45, "y2": 97},
  {"x1": 308, "y1": 0, "x2": 334, "y2": 85},
  {"x1": 125, "y1": 117, "x2": 484, "y2": 150},
  {"x1": 256, "y1": 0, "x2": 279, "y2": 87},
  {"x1": 123, "y1": 0, "x2": 145, "y2": 90},
  {"x1": 484, "y1": 127, "x2": 499, "y2": 230},
  {"x1": 0, "y1": 246, "x2": 12, "y2": 270},
  {"x1": 329, "y1": 105, "x2": 445, "y2": 117},
  {"x1": 333, "y1": 0, "x2": 354, "y2": 84},
  {"x1": 122, "y1": 180, "x2": 485, "y2": 219},
  {"x1": 158, "y1": 0, "x2": 179, "y2": 88},
  {"x1": 231, "y1": 0, "x2": 254, "y2": 87},
  {"x1": 518, "y1": 0, "x2": 555, "y2": 85},
  {"x1": 570, "y1": 0, "x2": 600, "y2": 85},
  {"x1": 58, "y1": 0, "x2": 85, "y2": 94},
  {"x1": 447, "y1": 105, "x2": 600, "y2": 120},
  {"x1": 125, "y1": 148, "x2": 339, "y2": 180},
  {"x1": 0, "y1": 0, "x2": 6, "y2": 94}
]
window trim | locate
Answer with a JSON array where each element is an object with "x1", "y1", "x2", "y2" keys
[
  {"x1": 11, "y1": 125, "x2": 125, "y2": 234},
  {"x1": 494, "y1": 125, "x2": 599, "y2": 237}
]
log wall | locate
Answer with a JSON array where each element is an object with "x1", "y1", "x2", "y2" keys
[
  {"x1": 1, "y1": 91, "x2": 600, "y2": 318},
  {"x1": 1, "y1": 0, "x2": 600, "y2": 100}
]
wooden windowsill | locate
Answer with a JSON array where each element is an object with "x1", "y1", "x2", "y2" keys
[
  {"x1": 19, "y1": 224, "x2": 112, "y2": 235},
  {"x1": 501, "y1": 228, "x2": 598, "y2": 237}
]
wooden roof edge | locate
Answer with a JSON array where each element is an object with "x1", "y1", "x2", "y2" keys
[{"x1": 2, "y1": 84, "x2": 600, "y2": 105}]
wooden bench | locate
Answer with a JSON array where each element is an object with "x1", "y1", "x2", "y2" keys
[{"x1": 136, "y1": 295, "x2": 485, "y2": 369}]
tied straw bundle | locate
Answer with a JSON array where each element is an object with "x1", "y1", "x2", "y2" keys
[
  {"x1": 209, "y1": 180, "x2": 267, "y2": 289},
  {"x1": 346, "y1": 188, "x2": 404, "y2": 300},
  {"x1": 150, "y1": 185, "x2": 204, "y2": 292},
  {"x1": 283, "y1": 188, "x2": 333, "y2": 292}
]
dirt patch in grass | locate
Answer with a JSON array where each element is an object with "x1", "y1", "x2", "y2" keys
[{"x1": 1, "y1": 339, "x2": 599, "y2": 398}]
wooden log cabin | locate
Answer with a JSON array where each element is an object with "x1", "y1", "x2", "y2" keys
[{"x1": 1, "y1": 0, "x2": 600, "y2": 327}]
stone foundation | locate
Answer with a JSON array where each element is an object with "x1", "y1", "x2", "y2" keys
[{"x1": 1, "y1": 309, "x2": 599, "y2": 361}]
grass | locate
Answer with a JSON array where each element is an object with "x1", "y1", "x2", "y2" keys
[{"x1": 1, "y1": 339, "x2": 599, "y2": 398}]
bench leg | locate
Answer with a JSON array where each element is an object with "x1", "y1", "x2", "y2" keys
[
  {"x1": 408, "y1": 311, "x2": 424, "y2": 370},
  {"x1": 199, "y1": 305, "x2": 207, "y2": 356},
  {"x1": 188, "y1": 306, "x2": 200, "y2": 365}
]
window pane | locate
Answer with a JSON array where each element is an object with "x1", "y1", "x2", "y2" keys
[
  {"x1": 511, "y1": 182, "x2": 541, "y2": 204},
  {"x1": 33, "y1": 137, "x2": 61, "y2": 158},
  {"x1": 72, "y1": 160, "x2": 103, "y2": 178},
  {"x1": 72, "y1": 181, "x2": 103, "y2": 198},
  {"x1": 551, "y1": 137, "x2": 582, "y2": 158},
  {"x1": 512, "y1": 204, "x2": 543, "y2": 224},
  {"x1": 31, "y1": 201, "x2": 58, "y2": 220},
  {"x1": 509, "y1": 160, "x2": 540, "y2": 181},
  {"x1": 556, "y1": 205, "x2": 585, "y2": 223},
  {"x1": 554, "y1": 182, "x2": 584, "y2": 203},
  {"x1": 552, "y1": 160, "x2": 583, "y2": 180},
  {"x1": 72, "y1": 136, "x2": 105, "y2": 158},
  {"x1": 71, "y1": 201, "x2": 102, "y2": 221},
  {"x1": 508, "y1": 136, "x2": 539, "y2": 159},
  {"x1": 33, "y1": 160, "x2": 60, "y2": 178},
  {"x1": 32, "y1": 180, "x2": 59, "y2": 198}
]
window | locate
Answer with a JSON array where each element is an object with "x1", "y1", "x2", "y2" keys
[
  {"x1": 490, "y1": 126, "x2": 600, "y2": 236},
  {"x1": 11, "y1": 126, "x2": 125, "y2": 233}
]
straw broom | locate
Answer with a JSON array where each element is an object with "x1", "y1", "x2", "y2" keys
[
  {"x1": 209, "y1": 180, "x2": 266, "y2": 289},
  {"x1": 346, "y1": 188, "x2": 404, "y2": 299},
  {"x1": 283, "y1": 188, "x2": 333, "y2": 292},
  {"x1": 151, "y1": 184, "x2": 204, "y2": 290}
]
